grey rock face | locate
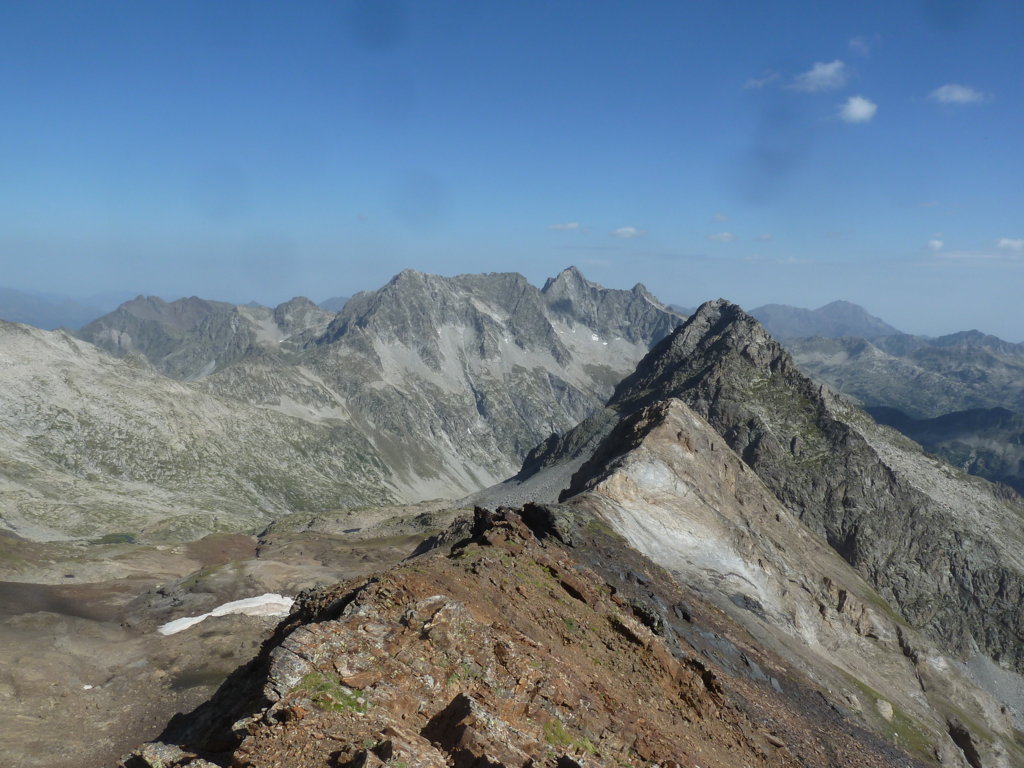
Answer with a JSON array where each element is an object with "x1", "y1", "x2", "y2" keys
[
  {"x1": 0, "y1": 320, "x2": 397, "y2": 541},
  {"x1": 290, "y1": 267, "x2": 684, "y2": 498},
  {"x1": 78, "y1": 295, "x2": 334, "y2": 380},
  {"x1": 526, "y1": 299, "x2": 1024, "y2": 674}
]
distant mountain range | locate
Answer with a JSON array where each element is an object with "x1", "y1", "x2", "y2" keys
[
  {"x1": 0, "y1": 287, "x2": 110, "y2": 330},
  {"x1": 749, "y1": 299, "x2": 901, "y2": 340},
  {"x1": 1, "y1": 268, "x2": 683, "y2": 540},
  {"x1": 317, "y1": 295, "x2": 349, "y2": 312}
]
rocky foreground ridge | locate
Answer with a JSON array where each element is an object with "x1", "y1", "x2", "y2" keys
[{"x1": 121, "y1": 508, "x2": 931, "y2": 768}]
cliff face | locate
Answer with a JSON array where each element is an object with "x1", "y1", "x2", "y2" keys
[{"x1": 121, "y1": 509, "x2": 928, "y2": 768}]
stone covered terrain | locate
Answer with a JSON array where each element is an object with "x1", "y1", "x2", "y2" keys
[{"x1": 122, "y1": 509, "x2": 928, "y2": 768}]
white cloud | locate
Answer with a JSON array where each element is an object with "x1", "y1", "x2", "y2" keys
[
  {"x1": 839, "y1": 95, "x2": 877, "y2": 123},
  {"x1": 997, "y1": 238, "x2": 1024, "y2": 251},
  {"x1": 756, "y1": 233, "x2": 774, "y2": 242},
  {"x1": 849, "y1": 36, "x2": 871, "y2": 56},
  {"x1": 713, "y1": 212, "x2": 729, "y2": 222},
  {"x1": 928, "y1": 239, "x2": 944, "y2": 251},
  {"x1": 610, "y1": 226, "x2": 645, "y2": 239},
  {"x1": 930, "y1": 84, "x2": 987, "y2": 104},
  {"x1": 708, "y1": 232, "x2": 736, "y2": 243},
  {"x1": 744, "y1": 71, "x2": 780, "y2": 89},
  {"x1": 547, "y1": 222, "x2": 580, "y2": 231},
  {"x1": 791, "y1": 60, "x2": 847, "y2": 92}
]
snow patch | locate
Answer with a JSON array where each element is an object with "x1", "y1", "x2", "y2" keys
[{"x1": 157, "y1": 593, "x2": 294, "y2": 636}]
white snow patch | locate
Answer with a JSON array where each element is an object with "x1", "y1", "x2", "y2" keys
[
  {"x1": 158, "y1": 593, "x2": 294, "y2": 636},
  {"x1": 591, "y1": 333, "x2": 600, "y2": 341},
  {"x1": 82, "y1": 684, "x2": 93, "y2": 690}
]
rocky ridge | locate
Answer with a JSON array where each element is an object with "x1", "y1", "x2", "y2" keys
[
  {"x1": 510, "y1": 300, "x2": 1024, "y2": 684},
  {"x1": 79, "y1": 295, "x2": 336, "y2": 380},
  {"x1": 2, "y1": 268, "x2": 683, "y2": 540},
  {"x1": 121, "y1": 508, "x2": 933, "y2": 768}
]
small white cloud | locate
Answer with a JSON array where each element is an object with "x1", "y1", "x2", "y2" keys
[
  {"x1": 713, "y1": 212, "x2": 729, "y2": 222},
  {"x1": 849, "y1": 36, "x2": 871, "y2": 56},
  {"x1": 744, "y1": 71, "x2": 780, "y2": 89},
  {"x1": 840, "y1": 95, "x2": 877, "y2": 123},
  {"x1": 610, "y1": 226, "x2": 645, "y2": 239},
  {"x1": 930, "y1": 84, "x2": 988, "y2": 104},
  {"x1": 997, "y1": 238, "x2": 1024, "y2": 251},
  {"x1": 791, "y1": 60, "x2": 847, "y2": 92},
  {"x1": 548, "y1": 222, "x2": 580, "y2": 231},
  {"x1": 708, "y1": 232, "x2": 736, "y2": 243},
  {"x1": 928, "y1": 239, "x2": 944, "y2": 251},
  {"x1": 756, "y1": 233, "x2": 774, "y2": 242}
]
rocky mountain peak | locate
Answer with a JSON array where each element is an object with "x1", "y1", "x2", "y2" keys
[
  {"x1": 271, "y1": 296, "x2": 334, "y2": 337},
  {"x1": 513, "y1": 296, "x2": 1024, "y2": 677},
  {"x1": 540, "y1": 264, "x2": 591, "y2": 294},
  {"x1": 608, "y1": 298, "x2": 792, "y2": 411}
]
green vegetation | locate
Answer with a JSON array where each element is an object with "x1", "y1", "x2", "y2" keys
[
  {"x1": 543, "y1": 717, "x2": 597, "y2": 755},
  {"x1": 543, "y1": 718, "x2": 572, "y2": 747},
  {"x1": 840, "y1": 673, "x2": 933, "y2": 759},
  {"x1": 293, "y1": 671, "x2": 368, "y2": 713}
]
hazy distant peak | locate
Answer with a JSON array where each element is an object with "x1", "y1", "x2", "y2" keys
[
  {"x1": 749, "y1": 300, "x2": 900, "y2": 340},
  {"x1": 932, "y1": 329, "x2": 1021, "y2": 351},
  {"x1": 318, "y1": 295, "x2": 349, "y2": 312}
]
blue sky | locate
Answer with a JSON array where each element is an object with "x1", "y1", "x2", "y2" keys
[{"x1": 1, "y1": 1, "x2": 1022, "y2": 339}]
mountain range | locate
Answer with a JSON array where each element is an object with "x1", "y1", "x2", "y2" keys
[
  {"x1": 3, "y1": 269, "x2": 1024, "y2": 768},
  {"x1": 1, "y1": 268, "x2": 682, "y2": 541}
]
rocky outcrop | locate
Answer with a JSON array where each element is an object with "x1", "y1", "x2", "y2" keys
[
  {"x1": 122, "y1": 509, "x2": 932, "y2": 768},
  {"x1": 518, "y1": 300, "x2": 1024, "y2": 678}
]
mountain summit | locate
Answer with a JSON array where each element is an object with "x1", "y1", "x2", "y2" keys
[{"x1": 513, "y1": 300, "x2": 1024, "y2": 676}]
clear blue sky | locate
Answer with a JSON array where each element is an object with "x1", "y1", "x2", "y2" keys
[{"x1": 1, "y1": 1, "x2": 1022, "y2": 339}]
